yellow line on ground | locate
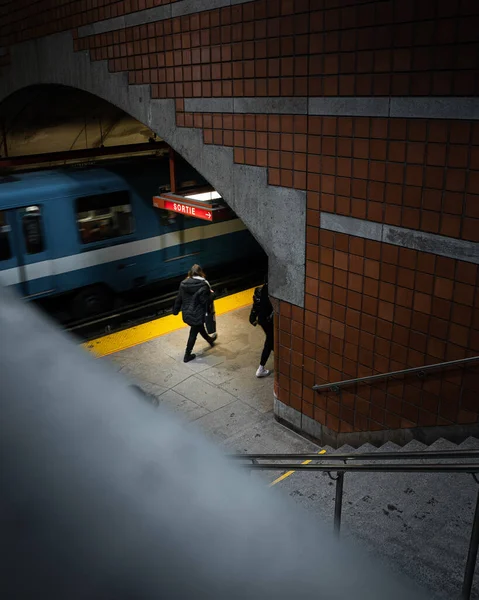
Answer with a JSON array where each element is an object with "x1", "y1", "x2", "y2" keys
[
  {"x1": 269, "y1": 449, "x2": 327, "y2": 487},
  {"x1": 83, "y1": 287, "x2": 256, "y2": 358}
]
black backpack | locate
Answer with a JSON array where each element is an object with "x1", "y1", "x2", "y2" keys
[{"x1": 249, "y1": 286, "x2": 263, "y2": 326}]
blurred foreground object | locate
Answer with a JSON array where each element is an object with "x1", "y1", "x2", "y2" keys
[{"x1": 0, "y1": 285, "x2": 429, "y2": 599}]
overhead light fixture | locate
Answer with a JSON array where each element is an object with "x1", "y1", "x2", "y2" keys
[{"x1": 185, "y1": 191, "x2": 221, "y2": 202}]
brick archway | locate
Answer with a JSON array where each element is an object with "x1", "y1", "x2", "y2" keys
[{"x1": 0, "y1": 33, "x2": 306, "y2": 307}]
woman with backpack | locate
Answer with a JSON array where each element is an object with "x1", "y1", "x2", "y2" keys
[
  {"x1": 173, "y1": 264, "x2": 216, "y2": 363},
  {"x1": 249, "y1": 282, "x2": 274, "y2": 377}
]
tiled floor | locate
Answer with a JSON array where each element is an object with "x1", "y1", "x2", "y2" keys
[
  {"x1": 104, "y1": 306, "x2": 319, "y2": 458},
  {"x1": 101, "y1": 306, "x2": 479, "y2": 598}
]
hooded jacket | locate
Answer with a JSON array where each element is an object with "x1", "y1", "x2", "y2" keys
[
  {"x1": 173, "y1": 277, "x2": 212, "y2": 327},
  {"x1": 250, "y1": 283, "x2": 273, "y2": 327}
]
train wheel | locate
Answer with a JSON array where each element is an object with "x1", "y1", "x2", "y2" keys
[{"x1": 71, "y1": 286, "x2": 113, "y2": 320}]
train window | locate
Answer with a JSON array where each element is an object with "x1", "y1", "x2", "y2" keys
[
  {"x1": 76, "y1": 191, "x2": 134, "y2": 245},
  {"x1": 0, "y1": 211, "x2": 12, "y2": 261},
  {"x1": 21, "y1": 206, "x2": 45, "y2": 255}
]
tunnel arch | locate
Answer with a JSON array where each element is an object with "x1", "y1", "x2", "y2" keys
[
  {"x1": 0, "y1": 84, "x2": 159, "y2": 156},
  {"x1": 0, "y1": 34, "x2": 306, "y2": 306}
]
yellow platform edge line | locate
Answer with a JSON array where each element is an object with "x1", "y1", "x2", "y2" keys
[
  {"x1": 83, "y1": 287, "x2": 256, "y2": 358},
  {"x1": 269, "y1": 449, "x2": 327, "y2": 487}
]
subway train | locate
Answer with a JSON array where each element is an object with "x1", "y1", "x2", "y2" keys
[{"x1": 0, "y1": 161, "x2": 264, "y2": 318}]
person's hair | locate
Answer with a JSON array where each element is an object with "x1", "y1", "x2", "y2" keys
[{"x1": 188, "y1": 264, "x2": 205, "y2": 278}]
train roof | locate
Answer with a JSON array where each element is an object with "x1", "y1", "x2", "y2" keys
[{"x1": 0, "y1": 168, "x2": 127, "y2": 208}]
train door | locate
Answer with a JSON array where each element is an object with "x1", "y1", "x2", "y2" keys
[
  {"x1": 162, "y1": 214, "x2": 201, "y2": 263},
  {"x1": 10, "y1": 205, "x2": 55, "y2": 298},
  {"x1": 183, "y1": 217, "x2": 202, "y2": 259},
  {"x1": 0, "y1": 210, "x2": 21, "y2": 290},
  {"x1": 162, "y1": 213, "x2": 184, "y2": 262}
]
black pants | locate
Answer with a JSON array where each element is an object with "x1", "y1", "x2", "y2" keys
[
  {"x1": 259, "y1": 319, "x2": 274, "y2": 367},
  {"x1": 186, "y1": 324, "x2": 213, "y2": 356}
]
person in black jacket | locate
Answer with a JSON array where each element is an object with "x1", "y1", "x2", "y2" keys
[
  {"x1": 173, "y1": 264, "x2": 216, "y2": 363},
  {"x1": 249, "y1": 282, "x2": 274, "y2": 377}
]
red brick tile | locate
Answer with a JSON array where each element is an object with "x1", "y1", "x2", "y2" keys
[
  {"x1": 378, "y1": 300, "x2": 395, "y2": 322},
  {"x1": 326, "y1": 413, "x2": 340, "y2": 431},
  {"x1": 334, "y1": 270, "x2": 348, "y2": 290},
  {"x1": 330, "y1": 320, "x2": 345, "y2": 340},
  {"x1": 414, "y1": 273, "x2": 434, "y2": 296},
  {"x1": 434, "y1": 277, "x2": 454, "y2": 300},
  {"x1": 314, "y1": 407, "x2": 327, "y2": 425},
  {"x1": 304, "y1": 295, "x2": 318, "y2": 316},
  {"x1": 364, "y1": 259, "x2": 380, "y2": 280},
  {"x1": 452, "y1": 303, "x2": 473, "y2": 327},
  {"x1": 416, "y1": 254, "x2": 435, "y2": 275},
  {"x1": 463, "y1": 218, "x2": 479, "y2": 242},
  {"x1": 457, "y1": 263, "x2": 477, "y2": 285},
  {"x1": 465, "y1": 193, "x2": 479, "y2": 219},
  {"x1": 335, "y1": 234, "x2": 349, "y2": 253},
  {"x1": 307, "y1": 244, "x2": 320, "y2": 264},
  {"x1": 403, "y1": 186, "x2": 422, "y2": 208},
  {"x1": 302, "y1": 400, "x2": 314, "y2": 419},
  {"x1": 449, "y1": 324, "x2": 469, "y2": 347},
  {"x1": 413, "y1": 291, "x2": 432, "y2": 314}
]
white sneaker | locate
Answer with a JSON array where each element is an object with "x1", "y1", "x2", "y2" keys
[
  {"x1": 210, "y1": 332, "x2": 218, "y2": 340},
  {"x1": 256, "y1": 365, "x2": 270, "y2": 378}
]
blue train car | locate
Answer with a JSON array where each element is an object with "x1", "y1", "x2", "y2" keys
[{"x1": 0, "y1": 164, "x2": 264, "y2": 317}]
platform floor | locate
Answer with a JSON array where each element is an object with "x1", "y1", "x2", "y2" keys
[
  {"x1": 94, "y1": 298, "x2": 477, "y2": 599},
  {"x1": 102, "y1": 303, "x2": 319, "y2": 459}
]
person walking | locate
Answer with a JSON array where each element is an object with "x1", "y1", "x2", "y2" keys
[
  {"x1": 173, "y1": 264, "x2": 216, "y2": 363},
  {"x1": 249, "y1": 282, "x2": 274, "y2": 377}
]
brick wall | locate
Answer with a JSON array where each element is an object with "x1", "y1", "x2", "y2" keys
[
  {"x1": 76, "y1": 0, "x2": 479, "y2": 96},
  {"x1": 0, "y1": 1, "x2": 179, "y2": 45},
  {"x1": 172, "y1": 106, "x2": 479, "y2": 436},
  {"x1": 1, "y1": 0, "x2": 478, "y2": 443}
]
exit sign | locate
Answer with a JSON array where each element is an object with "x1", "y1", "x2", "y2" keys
[
  {"x1": 163, "y1": 199, "x2": 214, "y2": 221},
  {"x1": 153, "y1": 195, "x2": 232, "y2": 223}
]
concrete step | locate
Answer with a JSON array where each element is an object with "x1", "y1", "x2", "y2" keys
[
  {"x1": 355, "y1": 442, "x2": 377, "y2": 453},
  {"x1": 427, "y1": 437, "x2": 462, "y2": 452},
  {"x1": 333, "y1": 443, "x2": 357, "y2": 454},
  {"x1": 277, "y1": 435, "x2": 479, "y2": 599},
  {"x1": 459, "y1": 436, "x2": 479, "y2": 450},
  {"x1": 321, "y1": 444, "x2": 336, "y2": 454},
  {"x1": 399, "y1": 439, "x2": 428, "y2": 452},
  {"x1": 377, "y1": 441, "x2": 402, "y2": 452}
]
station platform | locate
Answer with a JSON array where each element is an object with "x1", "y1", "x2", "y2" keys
[
  {"x1": 83, "y1": 295, "x2": 479, "y2": 598},
  {"x1": 81, "y1": 290, "x2": 479, "y2": 600},
  {"x1": 85, "y1": 288, "x2": 319, "y2": 464}
]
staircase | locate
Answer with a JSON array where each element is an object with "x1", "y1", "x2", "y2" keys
[{"x1": 248, "y1": 437, "x2": 479, "y2": 600}]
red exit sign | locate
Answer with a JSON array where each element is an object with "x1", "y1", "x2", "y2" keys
[
  {"x1": 164, "y1": 199, "x2": 213, "y2": 221},
  {"x1": 153, "y1": 195, "x2": 232, "y2": 222}
]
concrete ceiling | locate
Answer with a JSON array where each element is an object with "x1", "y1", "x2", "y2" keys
[{"x1": 0, "y1": 84, "x2": 158, "y2": 158}]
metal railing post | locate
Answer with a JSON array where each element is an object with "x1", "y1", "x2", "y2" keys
[
  {"x1": 333, "y1": 471, "x2": 344, "y2": 536},
  {"x1": 237, "y1": 452, "x2": 479, "y2": 596},
  {"x1": 462, "y1": 487, "x2": 479, "y2": 600}
]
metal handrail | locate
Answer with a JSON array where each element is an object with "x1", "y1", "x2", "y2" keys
[
  {"x1": 234, "y1": 451, "x2": 479, "y2": 600},
  {"x1": 312, "y1": 355, "x2": 479, "y2": 393},
  {"x1": 231, "y1": 450, "x2": 479, "y2": 461},
  {"x1": 241, "y1": 462, "x2": 478, "y2": 473}
]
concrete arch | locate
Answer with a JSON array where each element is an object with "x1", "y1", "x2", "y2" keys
[{"x1": 0, "y1": 33, "x2": 306, "y2": 306}]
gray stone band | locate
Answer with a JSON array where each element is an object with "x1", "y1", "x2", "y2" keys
[
  {"x1": 309, "y1": 97, "x2": 389, "y2": 117},
  {"x1": 184, "y1": 97, "x2": 479, "y2": 121},
  {"x1": 320, "y1": 213, "x2": 479, "y2": 265},
  {"x1": 78, "y1": 0, "x2": 254, "y2": 37},
  {"x1": 75, "y1": 4, "x2": 478, "y2": 122}
]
